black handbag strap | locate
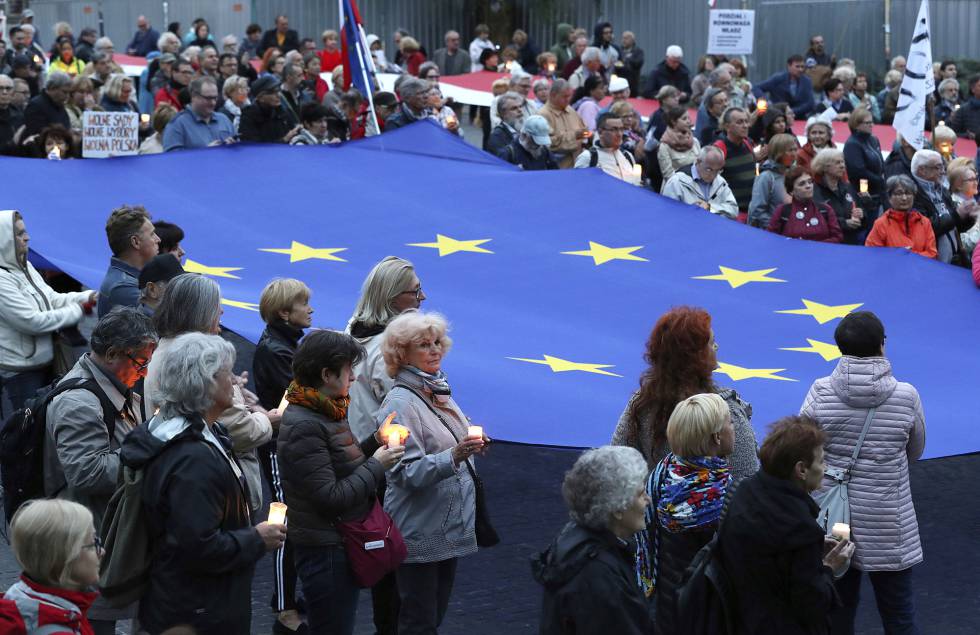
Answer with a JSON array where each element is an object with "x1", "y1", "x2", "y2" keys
[
  {"x1": 394, "y1": 383, "x2": 479, "y2": 482},
  {"x1": 845, "y1": 407, "x2": 877, "y2": 475}
]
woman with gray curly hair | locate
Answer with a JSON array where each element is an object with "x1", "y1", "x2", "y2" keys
[
  {"x1": 533, "y1": 445, "x2": 653, "y2": 634},
  {"x1": 120, "y1": 332, "x2": 286, "y2": 634}
]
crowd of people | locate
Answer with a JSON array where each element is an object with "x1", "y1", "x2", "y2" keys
[
  {"x1": 1, "y1": 14, "x2": 978, "y2": 283},
  {"x1": 0, "y1": 9, "x2": 964, "y2": 635}
]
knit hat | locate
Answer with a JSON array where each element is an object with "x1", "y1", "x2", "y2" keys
[{"x1": 609, "y1": 76, "x2": 630, "y2": 94}]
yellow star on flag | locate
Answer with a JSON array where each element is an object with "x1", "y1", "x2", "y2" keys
[
  {"x1": 507, "y1": 355, "x2": 622, "y2": 377},
  {"x1": 780, "y1": 339, "x2": 842, "y2": 362},
  {"x1": 714, "y1": 361, "x2": 797, "y2": 382},
  {"x1": 259, "y1": 241, "x2": 347, "y2": 263},
  {"x1": 776, "y1": 299, "x2": 863, "y2": 324},
  {"x1": 183, "y1": 259, "x2": 242, "y2": 279},
  {"x1": 221, "y1": 298, "x2": 260, "y2": 312},
  {"x1": 692, "y1": 266, "x2": 786, "y2": 289},
  {"x1": 407, "y1": 234, "x2": 493, "y2": 257},
  {"x1": 561, "y1": 241, "x2": 649, "y2": 266}
]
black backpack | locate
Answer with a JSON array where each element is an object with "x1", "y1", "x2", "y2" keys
[
  {"x1": 675, "y1": 534, "x2": 737, "y2": 635},
  {"x1": 0, "y1": 377, "x2": 116, "y2": 525}
]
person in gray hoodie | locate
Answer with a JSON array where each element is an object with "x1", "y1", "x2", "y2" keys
[
  {"x1": 800, "y1": 311, "x2": 925, "y2": 635},
  {"x1": 0, "y1": 209, "x2": 96, "y2": 413},
  {"x1": 748, "y1": 132, "x2": 798, "y2": 228}
]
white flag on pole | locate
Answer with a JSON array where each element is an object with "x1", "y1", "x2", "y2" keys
[{"x1": 892, "y1": 0, "x2": 934, "y2": 150}]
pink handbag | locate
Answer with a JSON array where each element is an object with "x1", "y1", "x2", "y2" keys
[{"x1": 336, "y1": 499, "x2": 408, "y2": 588}]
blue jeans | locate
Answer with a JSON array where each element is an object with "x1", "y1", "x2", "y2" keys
[
  {"x1": 831, "y1": 566, "x2": 920, "y2": 635},
  {"x1": 293, "y1": 544, "x2": 359, "y2": 635},
  {"x1": 0, "y1": 368, "x2": 51, "y2": 418}
]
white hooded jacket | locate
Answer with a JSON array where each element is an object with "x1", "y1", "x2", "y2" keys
[{"x1": 0, "y1": 209, "x2": 89, "y2": 372}]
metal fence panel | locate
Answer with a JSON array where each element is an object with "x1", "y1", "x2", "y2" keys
[{"x1": 892, "y1": 0, "x2": 980, "y2": 63}]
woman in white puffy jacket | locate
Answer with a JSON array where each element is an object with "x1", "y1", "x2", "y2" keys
[{"x1": 0, "y1": 209, "x2": 95, "y2": 414}]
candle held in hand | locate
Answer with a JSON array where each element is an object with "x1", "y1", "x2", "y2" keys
[
  {"x1": 859, "y1": 179, "x2": 869, "y2": 194},
  {"x1": 756, "y1": 98, "x2": 768, "y2": 113},
  {"x1": 631, "y1": 164, "x2": 642, "y2": 181},
  {"x1": 277, "y1": 390, "x2": 289, "y2": 414},
  {"x1": 445, "y1": 114, "x2": 457, "y2": 127},
  {"x1": 467, "y1": 425, "x2": 484, "y2": 440},
  {"x1": 141, "y1": 113, "x2": 151, "y2": 124},
  {"x1": 831, "y1": 522, "x2": 850, "y2": 542},
  {"x1": 268, "y1": 502, "x2": 287, "y2": 525},
  {"x1": 387, "y1": 431, "x2": 401, "y2": 447}
]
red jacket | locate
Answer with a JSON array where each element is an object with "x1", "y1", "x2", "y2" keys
[
  {"x1": 403, "y1": 51, "x2": 427, "y2": 77},
  {"x1": 767, "y1": 198, "x2": 843, "y2": 243},
  {"x1": 154, "y1": 85, "x2": 183, "y2": 111},
  {"x1": 0, "y1": 575, "x2": 98, "y2": 635},
  {"x1": 865, "y1": 209, "x2": 938, "y2": 258},
  {"x1": 318, "y1": 48, "x2": 342, "y2": 72}
]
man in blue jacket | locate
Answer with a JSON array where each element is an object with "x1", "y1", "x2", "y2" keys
[{"x1": 753, "y1": 54, "x2": 815, "y2": 119}]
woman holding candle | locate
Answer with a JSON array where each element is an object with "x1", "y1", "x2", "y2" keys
[
  {"x1": 812, "y1": 147, "x2": 868, "y2": 245},
  {"x1": 843, "y1": 107, "x2": 885, "y2": 213},
  {"x1": 644, "y1": 393, "x2": 735, "y2": 633},
  {"x1": 800, "y1": 310, "x2": 926, "y2": 635},
  {"x1": 120, "y1": 332, "x2": 286, "y2": 634},
  {"x1": 253, "y1": 278, "x2": 313, "y2": 635},
  {"x1": 276, "y1": 329, "x2": 405, "y2": 635},
  {"x1": 532, "y1": 446, "x2": 654, "y2": 634},
  {"x1": 865, "y1": 175, "x2": 937, "y2": 258},
  {"x1": 718, "y1": 416, "x2": 855, "y2": 635},
  {"x1": 767, "y1": 166, "x2": 844, "y2": 243},
  {"x1": 378, "y1": 311, "x2": 486, "y2": 635},
  {"x1": 611, "y1": 306, "x2": 759, "y2": 479}
]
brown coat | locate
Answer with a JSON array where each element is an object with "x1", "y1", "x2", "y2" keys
[{"x1": 537, "y1": 102, "x2": 586, "y2": 168}]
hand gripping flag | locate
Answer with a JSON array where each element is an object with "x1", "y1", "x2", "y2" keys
[{"x1": 892, "y1": 0, "x2": 934, "y2": 150}]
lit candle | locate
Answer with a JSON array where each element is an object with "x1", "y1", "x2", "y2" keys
[
  {"x1": 505, "y1": 61, "x2": 514, "y2": 72},
  {"x1": 756, "y1": 98, "x2": 768, "y2": 113},
  {"x1": 939, "y1": 142, "x2": 952, "y2": 157},
  {"x1": 859, "y1": 179, "x2": 869, "y2": 194},
  {"x1": 755, "y1": 162, "x2": 760, "y2": 177},
  {"x1": 467, "y1": 425, "x2": 484, "y2": 440},
  {"x1": 610, "y1": 73, "x2": 619, "y2": 82},
  {"x1": 938, "y1": 120, "x2": 945, "y2": 127},
  {"x1": 831, "y1": 522, "x2": 850, "y2": 542},
  {"x1": 387, "y1": 430, "x2": 401, "y2": 447},
  {"x1": 277, "y1": 390, "x2": 289, "y2": 414},
  {"x1": 631, "y1": 163, "x2": 642, "y2": 181},
  {"x1": 582, "y1": 130, "x2": 592, "y2": 139},
  {"x1": 268, "y1": 502, "x2": 287, "y2": 525},
  {"x1": 445, "y1": 113, "x2": 457, "y2": 127},
  {"x1": 51, "y1": 146, "x2": 61, "y2": 160},
  {"x1": 141, "y1": 113, "x2": 150, "y2": 124},
  {"x1": 547, "y1": 62, "x2": 556, "y2": 73}
]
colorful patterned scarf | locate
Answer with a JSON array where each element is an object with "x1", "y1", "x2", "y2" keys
[
  {"x1": 656, "y1": 453, "x2": 730, "y2": 532},
  {"x1": 402, "y1": 365, "x2": 452, "y2": 403},
  {"x1": 285, "y1": 381, "x2": 350, "y2": 421}
]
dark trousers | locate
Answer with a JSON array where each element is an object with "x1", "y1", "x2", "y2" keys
[
  {"x1": 260, "y1": 445, "x2": 299, "y2": 613},
  {"x1": 396, "y1": 558, "x2": 458, "y2": 635},
  {"x1": 371, "y1": 479, "x2": 400, "y2": 635},
  {"x1": 832, "y1": 566, "x2": 920, "y2": 635},
  {"x1": 89, "y1": 619, "x2": 115, "y2": 635},
  {"x1": 294, "y1": 544, "x2": 360, "y2": 635},
  {"x1": 0, "y1": 367, "x2": 50, "y2": 418}
]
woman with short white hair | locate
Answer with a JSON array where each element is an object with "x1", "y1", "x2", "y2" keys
[
  {"x1": 533, "y1": 445, "x2": 654, "y2": 633},
  {"x1": 812, "y1": 147, "x2": 867, "y2": 244},
  {"x1": 645, "y1": 393, "x2": 736, "y2": 634},
  {"x1": 121, "y1": 332, "x2": 286, "y2": 634},
  {"x1": 99, "y1": 74, "x2": 138, "y2": 112},
  {"x1": 219, "y1": 74, "x2": 251, "y2": 131},
  {"x1": 378, "y1": 310, "x2": 485, "y2": 634},
  {"x1": 1, "y1": 499, "x2": 101, "y2": 632}
]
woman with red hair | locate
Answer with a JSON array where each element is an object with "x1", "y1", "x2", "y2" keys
[{"x1": 611, "y1": 306, "x2": 760, "y2": 480}]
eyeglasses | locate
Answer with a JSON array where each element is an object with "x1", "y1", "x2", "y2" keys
[
  {"x1": 399, "y1": 286, "x2": 423, "y2": 301},
  {"x1": 83, "y1": 533, "x2": 103, "y2": 552},
  {"x1": 126, "y1": 352, "x2": 151, "y2": 372},
  {"x1": 194, "y1": 94, "x2": 219, "y2": 102}
]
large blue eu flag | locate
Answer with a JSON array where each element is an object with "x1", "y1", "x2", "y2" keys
[{"x1": 3, "y1": 121, "x2": 977, "y2": 458}]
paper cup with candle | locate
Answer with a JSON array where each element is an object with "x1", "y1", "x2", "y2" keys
[
  {"x1": 141, "y1": 113, "x2": 151, "y2": 124},
  {"x1": 467, "y1": 425, "x2": 484, "y2": 440},
  {"x1": 859, "y1": 179, "x2": 869, "y2": 194},
  {"x1": 631, "y1": 164, "x2": 642, "y2": 182},
  {"x1": 831, "y1": 522, "x2": 850, "y2": 542},
  {"x1": 268, "y1": 502, "x2": 287, "y2": 525},
  {"x1": 756, "y1": 98, "x2": 768, "y2": 113}
]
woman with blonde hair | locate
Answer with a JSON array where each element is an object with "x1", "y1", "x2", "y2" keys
[
  {"x1": 947, "y1": 159, "x2": 980, "y2": 259},
  {"x1": 66, "y1": 75, "x2": 97, "y2": 132},
  {"x1": 645, "y1": 393, "x2": 736, "y2": 633},
  {"x1": 252, "y1": 277, "x2": 313, "y2": 634},
  {"x1": 138, "y1": 103, "x2": 178, "y2": 155},
  {"x1": 399, "y1": 36, "x2": 427, "y2": 76},
  {"x1": 378, "y1": 311, "x2": 486, "y2": 634},
  {"x1": 1, "y1": 499, "x2": 102, "y2": 633},
  {"x1": 99, "y1": 74, "x2": 138, "y2": 112},
  {"x1": 218, "y1": 74, "x2": 250, "y2": 131}
]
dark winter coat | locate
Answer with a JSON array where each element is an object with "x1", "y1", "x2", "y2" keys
[
  {"x1": 252, "y1": 320, "x2": 303, "y2": 411},
  {"x1": 238, "y1": 103, "x2": 293, "y2": 143},
  {"x1": 121, "y1": 416, "x2": 265, "y2": 635},
  {"x1": 276, "y1": 402, "x2": 385, "y2": 546},
  {"x1": 532, "y1": 522, "x2": 653, "y2": 635},
  {"x1": 718, "y1": 471, "x2": 838, "y2": 635},
  {"x1": 644, "y1": 60, "x2": 692, "y2": 99}
]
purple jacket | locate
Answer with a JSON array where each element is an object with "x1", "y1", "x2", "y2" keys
[{"x1": 800, "y1": 356, "x2": 925, "y2": 571}]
